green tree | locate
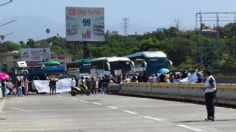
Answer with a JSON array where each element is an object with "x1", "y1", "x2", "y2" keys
[
  {"x1": 26, "y1": 39, "x2": 35, "y2": 48},
  {"x1": 0, "y1": 41, "x2": 21, "y2": 52},
  {"x1": 2, "y1": 63, "x2": 8, "y2": 73}
]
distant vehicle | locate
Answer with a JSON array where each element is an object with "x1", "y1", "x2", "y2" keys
[
  {"x1": 90, "y1": 57, "x2": 134, "y2": 77},
  {"x1": 66, "y1": 59, "x2": 92, "y2": 77},
  {"x1": 12, "y1": 61, "x2": 67, "y2": 92},
  {"x1": 128, "y1": 51, "x2": 172, "y2": 76},
  {"x1": 11, "y1": 61, "x2": 29, "y2": 84}
]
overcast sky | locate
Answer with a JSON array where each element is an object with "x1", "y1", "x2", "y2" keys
[{"x1": 1, "y1": 0, "x2": 236, "y2": 42}]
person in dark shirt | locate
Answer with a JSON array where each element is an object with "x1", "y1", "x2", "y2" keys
[
  {"x1": 142, "y1": 73, "x2": 148, "y2": 82},
  {"x1": 1, "y1": 80, "x2": 6, "y2": 97},
  {"x1": 49, "y1": 75, "x2": 57, "y2": 95},
  {"x1": 16, "y1": 79, "x2": 23, "y2": 97},
  {"x1": 90, "y1": 77, "x2": 97, "y2": 94}
]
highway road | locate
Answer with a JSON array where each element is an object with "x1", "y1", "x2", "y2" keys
[{"x1": 0, "y1": 93, "x2": 235, "y2": 132}]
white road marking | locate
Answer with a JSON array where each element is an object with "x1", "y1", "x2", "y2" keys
[
  {"x1": 79, "y1": 100, "x2": 88, "y2": 102},
  {"x1": 73, "y1": 98, "x2": 77, "y2": 101},
  {"x1": 93, "y1": 102, "x2": 101, "y2": 105},
  {"x1": 124, "y1": 110, "x2": 138, "y2": 115},
  {"x1": 106, "y1": 106, "x2": 118, "y2": 110},
  {"x1": 143, "y1": 116, "x2": 165, "y2": 122},
  {"x1": 215, "y1": 124, "x2": 236, "y2": 127},
  {"x1": 177, "y1": 125, "x2": 205, "y2": 132},
  {"x1": 0, "y1": 99, "x2": 6, "y2": 113},
  {"x1": 10, "y1": 107, "x2": 29, "y2": 112}
]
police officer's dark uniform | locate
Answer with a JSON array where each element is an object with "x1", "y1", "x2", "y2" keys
[{"x1": 204, "y1": 70, "x2": 216, "y2": 121}]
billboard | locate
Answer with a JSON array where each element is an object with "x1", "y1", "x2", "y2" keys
[
  {"x1": 21, "y1": 48, "x2": 51, "y2": 62},
  {"x1": 66, "y1": 7, "x2": 105, "y2": 42}
]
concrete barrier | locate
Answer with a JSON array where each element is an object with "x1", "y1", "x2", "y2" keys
[
  {"x1": 118, "y1": 82, "x2": 236, "y2": 107},
  {"x1": 119, "y1": 82, "x2": 152, "y2": 96}
]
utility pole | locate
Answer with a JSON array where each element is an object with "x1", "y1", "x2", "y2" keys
[{"x1": 196, "y1": 12, "x2": 236, "y2": 67}]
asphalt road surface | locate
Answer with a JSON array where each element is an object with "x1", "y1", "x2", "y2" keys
[{"x1": 0, "y1": 93, "x2": 236, "y2": 132}]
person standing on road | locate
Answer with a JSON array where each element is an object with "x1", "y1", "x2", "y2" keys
[
  {"x1": 16, "y1": 78, "x2": 23, "y2": 97},
  {"x1": 49, "y1": 75, "x2": 57, "y2": 95},
  {"x1": 71, "y1": 78, "x2": 76, "y2": 88},
  {"x1": 1, "y1": 80, "x2": 6, "y2": 97},
  {"x1": 90, "y1": 77, "x2": 97, "y2": 94},
  {"x1": 49, "y1": 76, "x2": 53, "y2": 95},
  {"x1": 23, "y1": 77, "x2": 29, "y2": 96},
  {"x1": 53, "y1": 76, "x2": 58, "y2": 95},
  {"x1": 204, "y1": 70, "x2": 217, "y2": 121}
]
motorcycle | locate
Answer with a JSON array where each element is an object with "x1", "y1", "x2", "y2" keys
[
  {"x1": 70, "y1": 83, "x2": 90, "y2": 96},
  {"x1": 70, "y1": 86, "x2": 81, "y2": 96}
]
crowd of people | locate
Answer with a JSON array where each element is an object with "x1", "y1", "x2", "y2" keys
[
  {"x1": 121, "y1": 69, "x2": 204, "y2": 84},
  {"x1": 71, "y1": 76, "x2": 111, "y2": 95},
  {"x1": 0, "y1": 69, "x2": 204, "y2": 97},
  {"x1": 0, "y1": 77, "x2": 29, "y2": 97},
  {"x1": 1, "y1": 69, "x2": 217, "y2": 121},
  {"x1": 67, "y1": 69, "x2": 205, "y2": 96}
]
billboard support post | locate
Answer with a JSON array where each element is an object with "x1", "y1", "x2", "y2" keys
[{"x1": 83, "y1": 41, "x2": 89, "y2": 59}]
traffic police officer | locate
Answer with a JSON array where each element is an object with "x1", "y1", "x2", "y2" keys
[{"x1": 204, "y1": 70, "x2": 216, "y2": 121}]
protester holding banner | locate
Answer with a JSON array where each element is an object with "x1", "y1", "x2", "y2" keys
[
  {"x1": 49, "y1": 75, "x2": 57, "y2": 95},
  {"x1": 49, "y1": 77, "x2": 53, "y2": 95}
]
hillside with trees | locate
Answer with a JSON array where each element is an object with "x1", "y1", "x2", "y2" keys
[{"x1": 1, "y1": 23, "x2": 236, "y2": 70}]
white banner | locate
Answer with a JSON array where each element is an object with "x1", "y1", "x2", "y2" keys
[
  {"x1": 33, "y1": 78, "x2": 72, "y2": 93},
  {"x1": 66, "y1": 7, "x2": 105, "y2": 42},
  {"x1": 21, "y1": 48, "x2": 51, "y2": 62}
]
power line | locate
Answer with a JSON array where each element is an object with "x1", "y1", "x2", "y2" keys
[
  {"x1": 0, "y1": 19, "x2": 16, "y2": 27},
  {"x1": 0, "y1": 0, "x2": 14, "y2": 41},
  {"x1": 0, "y1": 0, "x2": 12, "y2": 6}
]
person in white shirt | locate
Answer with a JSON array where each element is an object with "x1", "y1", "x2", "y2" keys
[
  {"x1": 71, "y1": 78, "x2": 76, "y2": 88},
  {"x1": 204, "y1": 70, "x2": 216, "y2": 121}
]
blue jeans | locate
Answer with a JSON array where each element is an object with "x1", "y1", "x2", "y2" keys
[
  {"x1": 1, "y1": 86, "x2": 6, "y2": 97},
  {"x1": 101, "y1": 87, "x2": 107, "y2": 94},
  {"x1": 17, "y1": 86, "x2": 23, "y2": 97}
]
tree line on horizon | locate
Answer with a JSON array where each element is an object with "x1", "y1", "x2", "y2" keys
[{"x1": 1, "y1": 23, "x2": 236, "y2": 71}]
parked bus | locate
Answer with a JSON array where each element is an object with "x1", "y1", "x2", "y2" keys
[
  {"x1": 66, "y1": 59, "x2": 91, "y2": 76},
  {"x1": 90, "y1": 57, "x2": 134, "y2": 77},
  {"x1": 128, "y1": 51, "x2": 172, "y2": 76}
]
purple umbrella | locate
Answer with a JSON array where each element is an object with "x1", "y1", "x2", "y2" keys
[{"x1": 0, "y1": 72, "x2": 9, "y2": 80}]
